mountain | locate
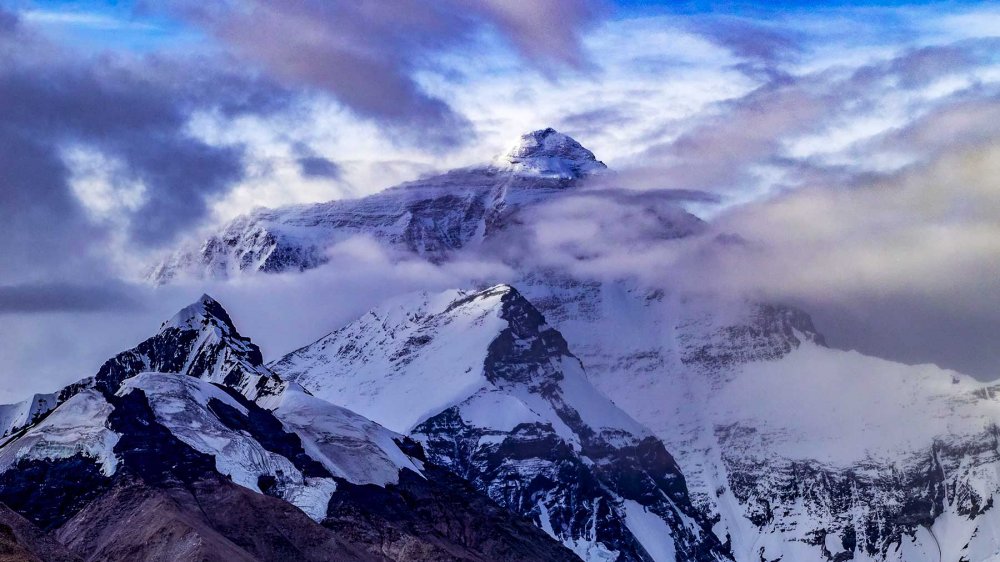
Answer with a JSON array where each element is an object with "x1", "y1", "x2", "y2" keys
[
  {"x1": 493, "y1": 127, "x2": 608, "y2": 178},
  {"x1": 0, "y1": 296, "x2": 578, "y2": 562},
  {"x1": 270, "y1": 284, "x2": 730, "y2": 562},
  {"x1": 148, "y1": 128, "x2": 622, "y2": 282},
  {"x1": 93, "y1": 294, "x2": 284, "y2": 402},
  {"x1": 0, "y1": 294, "x2": 283, "y2": 442},
  {"x1": 515, "y1": 275, "x2": 1000, "y2": 562},
  {"x1": 133, "y1": 127, "x2": 1000, "y2": 560}
]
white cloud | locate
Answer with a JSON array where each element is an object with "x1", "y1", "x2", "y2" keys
[
  {"x1": 6, "y1": 1, "x2": 1000, "y2": 394},
  {"x1": 20, "y1": 10, "x2": 162, "y2": 31}
]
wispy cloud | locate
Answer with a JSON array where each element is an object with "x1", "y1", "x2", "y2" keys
[
  {"x1": 20, "y1": 10, "x2": 162, "y2": 31},
  {"x1": 156, "y1": 0, "x2": 606, "y2": 147}
]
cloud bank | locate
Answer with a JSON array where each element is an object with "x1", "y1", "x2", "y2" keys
[{"x1": 2, "y1": 0, "x2": 1000, "y2": 398}]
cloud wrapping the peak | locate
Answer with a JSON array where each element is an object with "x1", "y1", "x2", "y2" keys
[
  {"x1": 526, "y1": 137, "x2": 998, "y2": 377},
  {"x1": 0, "y1": 235, "x2": 513, "y2": 401}
]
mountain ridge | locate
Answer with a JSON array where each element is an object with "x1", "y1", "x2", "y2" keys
[
  {"x1": 0, "y1": 295, "x2": 581, "y2": 562},
  {"x1": 271, "y1": 283, "x2": 731, "y2": 562}
]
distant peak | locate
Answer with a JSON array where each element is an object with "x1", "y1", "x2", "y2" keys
[{"x1": 493, "y1": 128, "x2": 607, "y2": 179}]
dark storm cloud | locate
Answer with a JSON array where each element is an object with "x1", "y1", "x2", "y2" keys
[
  {"x1": 466, "y1": 0, "x2": 604, "y2": 68},
  {"x1": 296, "y1": 156, "x2": 341, "y2": 180},
  {"x1": 160, "y1": 0, "x2": 605, "y2": 146},
  {"x1": 700, "y1": 19, "x2": 800, "y2": 63},
  {"x1": 0, "y1": 282, "x2": 140, "y2": 314},
  {"x1": 0, "y1": 114, "x2": 99, "y2": 281},
  {"x1": 0, "y1": 16, "x2": 291, "y2": 280}
]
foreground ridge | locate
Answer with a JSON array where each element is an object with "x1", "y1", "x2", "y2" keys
[{"x1": 0, "y1": 295, "x2": 579, "y2": 562}]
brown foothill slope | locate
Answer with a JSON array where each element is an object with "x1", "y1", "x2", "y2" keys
[
  {"x1": 55, "y1": 477, "x2": 381, "y2": 562},
  {"x1": 0, "y1": 502, "x2": 80, "y2": 562}
]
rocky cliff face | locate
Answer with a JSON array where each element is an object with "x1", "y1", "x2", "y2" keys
[{"x1": 92, "y1": 294, "x2": 283, "y2": 402}]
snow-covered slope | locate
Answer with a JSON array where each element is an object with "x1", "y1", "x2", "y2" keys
[
  {"x1": 0, "y1": 388, "x2": 119, "y2": 478},
  {"x1": 271, "y1": 284, "x2": 729, "y2": 562},
  {"x1": 118, "y1": 372, "x2": 339, "y2": 520},
  {"x1": 509, "y1": 275, "x2": 1000, "y2": 562},
  {"x1": 271, "y1": 382, "x2": 425, "y2": 487},
  {"x1": 0, "y1": 379, "x2": 95, "y2": 442},
  {"x1": 0, "y1": 295, "x2": 430, "y2": 527}
]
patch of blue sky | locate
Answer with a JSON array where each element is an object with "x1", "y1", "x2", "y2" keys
[
  {"x1": 13, "y1": 0, "x2": 203, "y2": 53},
  {"x1": 613, "y1": 0, "x2": 994, "y2": 16}
]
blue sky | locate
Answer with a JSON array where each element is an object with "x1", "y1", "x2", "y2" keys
[
  {"x1": 16, "y1": 0, "x2": 994, "y2": 51},
  {"x1": 13, "y1": 0, "x2": 199, "y2": 51}
]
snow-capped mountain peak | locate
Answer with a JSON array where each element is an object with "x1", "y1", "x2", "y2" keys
[
  {"x1": 161, "y1": 293, "x2": 235, "y2": 332},
  {"x1": 147, "y1": 128, "x2": 651, "y2": 282},
  {"x1": 492, "y1": 128, "x2": 607, "y2": 178},
  {"x1": 93, "y1": 294, "x2": 276, "y2": 400}
]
